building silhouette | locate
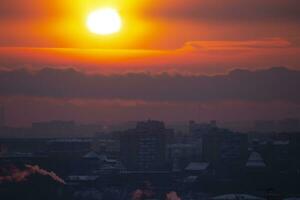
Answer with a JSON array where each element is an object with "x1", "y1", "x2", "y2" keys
[
  {"x1": 120, "y1": 120, "x2": 174, "y2": 171},
  {"x1": 0, "y1": 105, "x2": 5, "y2": 127},
  {"x1": 202, "y1": 129, "x2": 248, "y2": 169}
]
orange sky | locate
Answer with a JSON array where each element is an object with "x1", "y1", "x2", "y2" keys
[
  {"x1": 1, "y1": 0, "x2": 300, "y2": 126},
  {"x1": 1, "y1": 0, "x2": 300, "y2": 74}
]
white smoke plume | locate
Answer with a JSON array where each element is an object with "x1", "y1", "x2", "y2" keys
[
  {"x1": 25, "y1": 164, "x2": 65, "y2": 184},
  {"x1": 0, "y1": 164, "x2": 65, "y2": 184},
  {"x1": 132, "y1": 189, "x2": 144, "y2": 200},
  {"x1": 166, "y1": 191, "x2": 181, "y2": 200},
  {"x1": 131, "y1": 181, "x2": 155, "y2": 200}
]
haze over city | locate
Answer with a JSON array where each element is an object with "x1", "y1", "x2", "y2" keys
[{"x1": 1, "y1": 1, "x2": 300, "y2": 200}]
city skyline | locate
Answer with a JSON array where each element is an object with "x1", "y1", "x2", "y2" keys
[{"x1": 1, "y1": 1, "x2": 300, "y2": 198}]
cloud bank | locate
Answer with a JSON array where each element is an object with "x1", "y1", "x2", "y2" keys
[{"x1": 0, "y1": 67, "x2": 299, "y2": 102}]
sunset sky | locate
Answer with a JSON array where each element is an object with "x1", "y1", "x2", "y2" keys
[
  {"x1": 1, "y1": 0, "x2": 300, "y2": 126},
  {"x1": 1, "y1": 0, "x2": 300, "y2": 73}
]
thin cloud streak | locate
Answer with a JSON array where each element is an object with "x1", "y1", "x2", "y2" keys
[{"x1": 1, "y1": 38, "x2": 300, "y2": 74}]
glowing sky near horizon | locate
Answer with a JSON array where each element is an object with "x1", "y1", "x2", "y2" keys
[
  {"x1": 0, "y1": 0, "x2": 299, "y2": 74},
  {"x1": 1, "y1": 0, "x2": 300, "y2": 126}
]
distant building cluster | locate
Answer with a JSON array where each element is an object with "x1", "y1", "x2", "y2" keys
[
  {"x1": 254, "y1": 118, "x2": 300, "y2": 133},
  {"x1": 1, "y1": 119, "x2": 300, "y2": 199}
]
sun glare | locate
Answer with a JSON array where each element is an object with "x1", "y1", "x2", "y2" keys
[{"x1": 86, "y1": 8, "x2": 122, "y2": 35}]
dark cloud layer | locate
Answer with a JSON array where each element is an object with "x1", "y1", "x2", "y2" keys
[
  {"x1": 0, "y1": 0, "x2": 62, "y2": 20},
  {"x1": 0, "y1": 67, "x2": 299, "y2": 102},
  {"x1": 149, "y1": 0, "x2": 300, "y2": 23},
  {"x1": 1, "y1": 0, "x2": 300, "y2": 23}
]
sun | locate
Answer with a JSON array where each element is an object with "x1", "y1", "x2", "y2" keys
[{"x1": 86, "y1": 8, "x2": 122, "y2": 35}]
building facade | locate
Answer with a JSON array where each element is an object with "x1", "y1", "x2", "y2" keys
[{"x1": 120, "y1": 120, "x2": 174, "y2": 171}]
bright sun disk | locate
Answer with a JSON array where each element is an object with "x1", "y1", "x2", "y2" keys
[{"x1": 86, "y1": 8, "x2": 122, "y2": 35}]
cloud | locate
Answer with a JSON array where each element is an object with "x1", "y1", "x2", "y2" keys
[
  {"x1": 1, "y1": 38, "x2": 300, "y2": 75},
  {"x1": 0, "y1": 0, "x2": 69, "y2": 21},
  {"x1": 181, "y1": 38, "x2": 292, "y2": 51},
  {"x1": 148, "y1": 0, "x2": 300, "y2": 23},
  {"x1": 1, "y1": 95, "x2": 300, "y2": 128},
  {"x1": 0, "y1": 67, "x2": 299, "y2": 102},
  {"x1": 1, "y1": 0, "x2": 300, "y2": 50},
  {"x1": 1, "y1": 0, "x2": 300, "y2": 24}
]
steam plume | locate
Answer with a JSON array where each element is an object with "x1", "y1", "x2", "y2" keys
[
  {"x1": 0, "y1": 164, "x2": 65, "y2": 184},
  {"x1": 166, "y1": 191, "x2": 181, "y2": 200}
]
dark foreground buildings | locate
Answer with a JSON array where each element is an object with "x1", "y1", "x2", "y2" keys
[{"x1": 1, "y1": 119, "x2": 300, "y2": 199}]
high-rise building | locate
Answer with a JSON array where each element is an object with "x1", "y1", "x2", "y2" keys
[
  {"x1": 189, "y1": 120, "x2": 217, "y2": 138},
  {"x1": 120, "y1": 120, "x2": 174, "y2": 171},
  {"x1": 202, "y1": 129, "x2": 248, "y2": 167},
  {"x1": 277, "y1": 118, "x2": 300, "y2": 132},
  {"x1": 0, "y1": 105, "x2": 5, "y2": 127},
  {"x1": 254, "y1": 120, "x2": 276, "y2": 132},
  {"x1": 188, "y1": 120, "x2": 218, "y2": 160}
]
